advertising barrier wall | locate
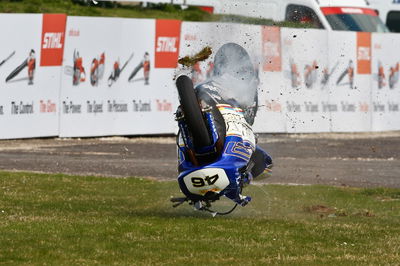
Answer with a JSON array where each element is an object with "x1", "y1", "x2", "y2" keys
[
  {"x1": 0, "y1": 13, "x2": 399, "y2": 139},
  {"x1": 178, "y1": 24, "x2": 399, "y2": 133},
  {"x1": 327, "y1": 31, "x2": 372, "y2": 132},
  {"x1": 0, "y1": 14, "x2": 65, "y2": 139},
  {"x1": 371, "y1": 33, "x2": 400, "y2": 131},
  {"x1": 280, "y1": 28, "x2": 330, "y2": 133},
  {"x1": 59, "y1": 17, "x2": 179, "y2": 137}
]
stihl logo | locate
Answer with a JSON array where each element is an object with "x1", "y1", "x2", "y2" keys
[
  {"x1": 42, "y1": 32, "x2": 63, "y2": 49},
  {"x1": 156, "y1": 37, "x2": 178, "y2": 53},
  {"x1": 155, "y1": 20, "x2": 181, "y2": 68},
  {"x1": 358, "y1": 47, "x2": 370, "y2": 60},
  {"x1": 262, "y1": 26, "x2": 281, "y2": 72},
  {"x1": 40, "y1": 14, "x2": 66, "y2": 66},
  {"x1": 263, "y1": 42, "x2": 280, "y2": 58},
  {"x1": 357, "y1": 32, "x2": 371, "y2": 74}
]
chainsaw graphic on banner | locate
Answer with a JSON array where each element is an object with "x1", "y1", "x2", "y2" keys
[{"x1": 5, "y1": 50, "x2": 35, "y2": 85}]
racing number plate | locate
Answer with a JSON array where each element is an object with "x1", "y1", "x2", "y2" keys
[{"x1": 183, "y1": 168, "x2": 230, "y2": 196}]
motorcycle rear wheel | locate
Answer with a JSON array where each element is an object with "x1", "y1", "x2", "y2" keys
[{"x1": 176, "y1": 75, "x2": 212, "y2": 148}]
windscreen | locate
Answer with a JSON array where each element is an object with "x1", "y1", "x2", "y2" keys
[{"x1": 321, "y1": 7, "x2": 388, "y2": 32}]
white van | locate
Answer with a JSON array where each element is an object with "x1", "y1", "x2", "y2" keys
[
  {"x1": 209, "y1": 0, "x2": 388, "y2": 32},
  {"x1": 368, "y1": 0, "x2": 400, "y2": 32}
]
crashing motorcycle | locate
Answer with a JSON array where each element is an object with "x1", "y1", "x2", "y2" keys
[{"x1": 171, "y1": 43, "x2": 273, "y2": 216}]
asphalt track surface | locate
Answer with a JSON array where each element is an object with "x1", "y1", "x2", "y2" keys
[{"x1": 0, "y1": 132, "x2": 399, "y2": 188}]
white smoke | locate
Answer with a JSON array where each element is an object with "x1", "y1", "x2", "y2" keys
[{"x1": 210, "y1": 42, "x2": 258, "y2": 108}]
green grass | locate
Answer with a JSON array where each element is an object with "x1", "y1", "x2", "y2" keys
[
  {"x1": 1, "y1": 171, "x2": 399, "y2": 265},
  {"x1": 0, "y1": 0, "x2": 214, "y2": 21}
]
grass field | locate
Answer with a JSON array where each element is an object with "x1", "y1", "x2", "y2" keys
[{"x1": 1, "y1": 171, "x2": 399, "y2": 265}]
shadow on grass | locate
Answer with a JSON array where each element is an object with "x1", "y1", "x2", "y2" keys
[{"x1": 121, "y1": 208, "x2": 224, "y2": 219}]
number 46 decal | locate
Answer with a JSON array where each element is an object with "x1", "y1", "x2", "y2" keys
[{"x1": 191, "y1": 174, "x2": 219, "y2": 187}]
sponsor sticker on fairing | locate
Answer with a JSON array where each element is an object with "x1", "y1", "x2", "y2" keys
[{"x1": 217, "y1": 104, "x2": 256, "y2": 147}]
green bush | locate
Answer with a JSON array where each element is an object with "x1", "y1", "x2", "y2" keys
[{"x1": 0, "y1": 0, "x2": 306, "y2": 27}]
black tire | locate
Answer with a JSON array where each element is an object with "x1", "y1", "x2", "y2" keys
[{"x1": 176, "y1": 75, "x2": 212, "y2": 148}]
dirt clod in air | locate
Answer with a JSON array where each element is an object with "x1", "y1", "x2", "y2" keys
[{"x1": 178, "y1": 46, "x2": 212, "y2": 67}]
